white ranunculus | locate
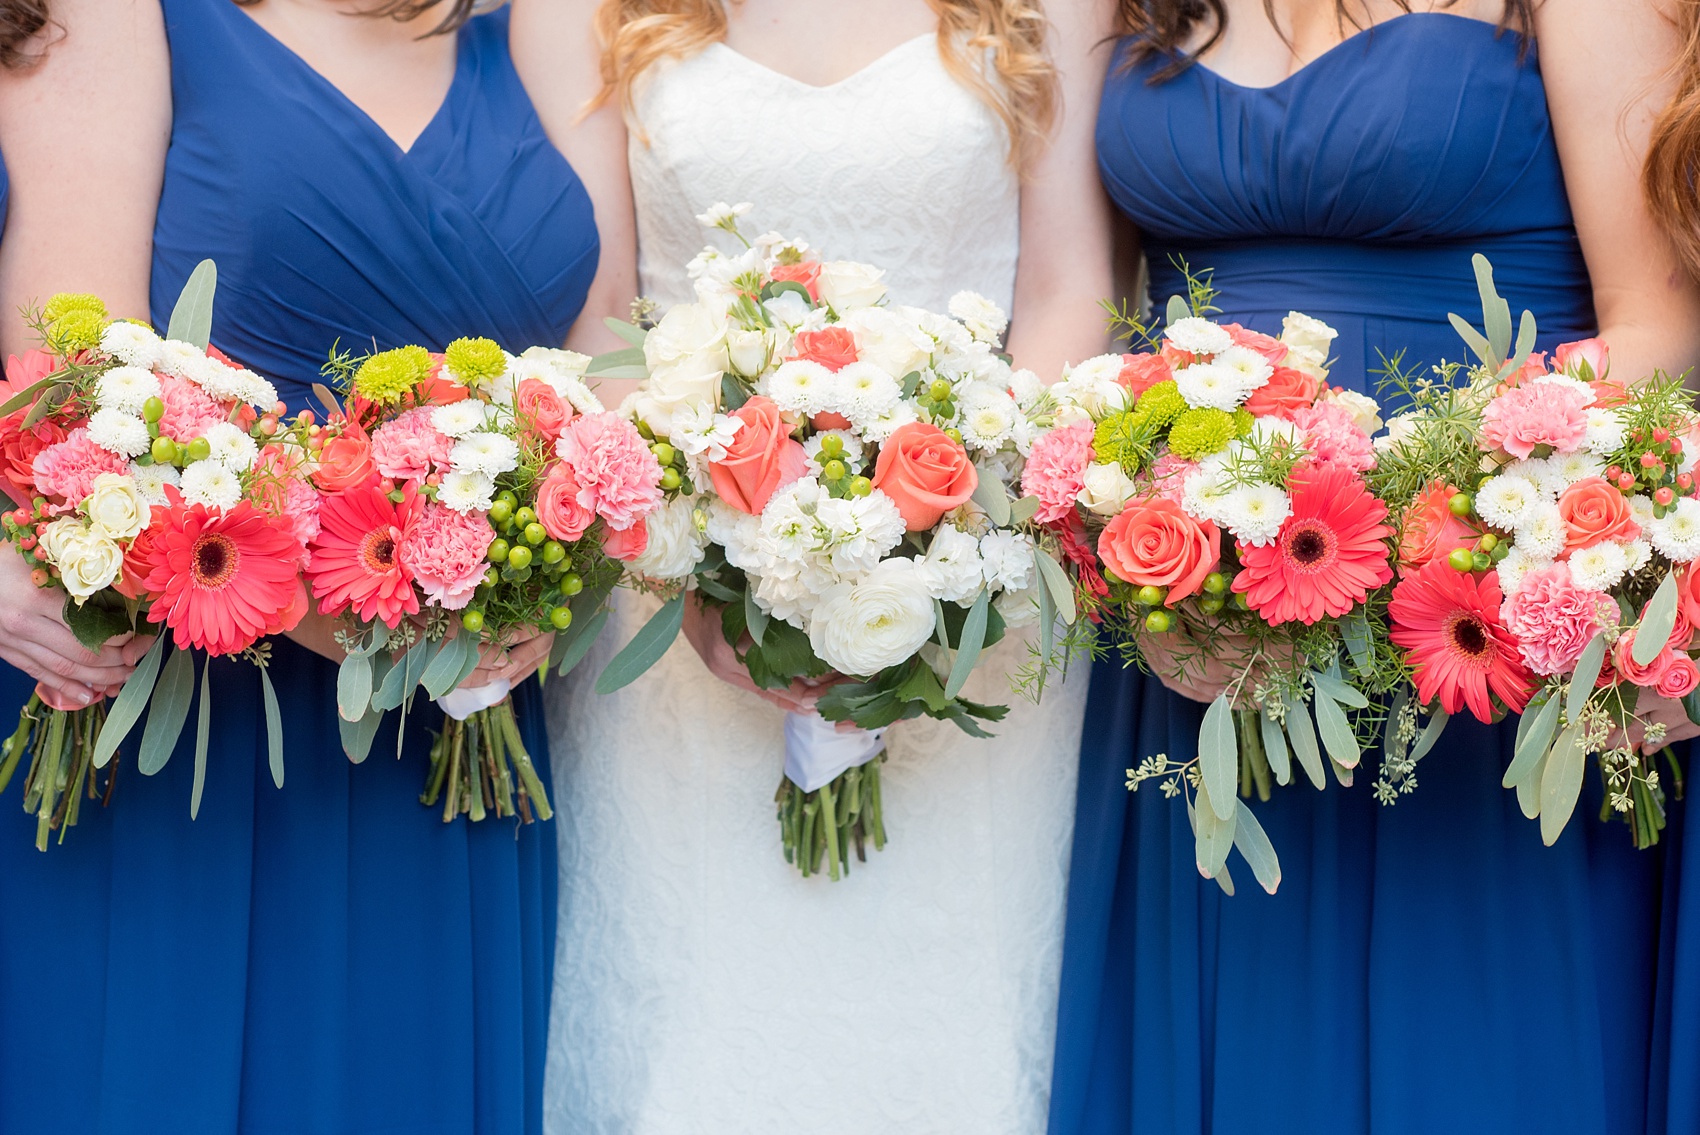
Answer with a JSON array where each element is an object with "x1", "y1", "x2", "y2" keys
[
  {"x1": 85, "y1": 473, "x2": 149, "y2": 540},
  {"x1": 1076, "y1": 461, "x2": 1138, "y2": 516},
  {"x1": 629, "y1": 495, "x2": 710, "y2": 581},
  {"x1": 817, "y1": 260, "x2": 887, "y2": 311},
  {"x1": 54, "y1": 528, "x2": 124, "y2": 601},
  {"x1": 807, "y1": 557, "x2": 937, "y2": 677}
]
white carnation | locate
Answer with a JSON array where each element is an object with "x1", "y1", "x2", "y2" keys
[
  {"x1": 979, "y1": 530, "x2": 1035, "y2": 593},
  {"x1": 1475, "y1": 473, "x2": 1541, "y2": 531},
  {"x1": 1220, "y1": 483, "x2": 1291, "y2": 547},
  {"x1": 432, "y1": 401, "x2": 490, "y2": 438},
  {"x1": 1055, "y1": 354, "x2": 1130, "y2": 417},
  {"x1": 808, "y1": 557, "x2": 937, "y2": 676},
  {"x1": 87, "y1": 408, "x2": 152, "y2": 459},
  {"x1": 1649, "y1": 497, "x2": 1700, "y2": 562},
  {"x1": 1164, "y1": 316, "x2": 1233, "y2": 356},
  {"x1": 99, "y1": 322, "x2": 164, "y2": 370},
  {"x1": 1514, "y1": 501, "x2": 1568, "y2": 560},
  {"x1": 628, "y1": 495, "x2": 710, "y2": 581},
  {"x1": 918, "y1": 524, "x2": 986, "y2": 604},
  {"x1": 203, "y1": 421, "x2": 258, "y2": 472},
  {"x1": 94, "y1": 366, "x2": 161, "y2": 416},
  {"x1": 179, "y1": 460, "x2": 243, "y2": 511},
  {"x1": 437, "y1": 470, "x2": 496, "y2": 514},
  {"x1": 1568, "y1": 540, "x2": 1629, "y2": 591},
  {"x1": 948, "y1": 291, "x2": 1009, "y2": 345},
  {"x1": 452, "y1": 432, "x2": 520, "y2": 477},
  {"x1": 126, "y1": 460, "x2": 180, "y2": 507}
]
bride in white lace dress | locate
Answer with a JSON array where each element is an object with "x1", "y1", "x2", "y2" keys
[{"x1": 514, "y1": 1, "x2": 1114, "y2": 1130}]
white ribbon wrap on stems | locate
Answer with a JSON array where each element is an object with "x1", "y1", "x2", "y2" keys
[
  {"x1": 435, "y1": 678, "x2": 511, "y2": 722},
  {"x1": 782, "y1": 711, "x2": 885, "y2": 793}
]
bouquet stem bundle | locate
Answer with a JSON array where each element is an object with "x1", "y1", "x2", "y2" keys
[
  {"x1": 420, "y1": 699, "x2": 552, "y2": 824},
  {"x1": 0, "y1": 695, "x2": 109, "y2": 850},
  {"x1": 775, "y1": 755, "x2": 887, "y2": 881}
]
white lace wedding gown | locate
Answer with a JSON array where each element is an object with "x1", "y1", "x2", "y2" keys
[{"x1": 543, "y1": 36, "x2": 1088, "y2": 1135}]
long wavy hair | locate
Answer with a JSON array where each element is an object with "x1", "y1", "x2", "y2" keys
[
  {"x1": 1112, "y1": 0, "x2": 1534, "y2": 80},
  {"x1": 1645, "y1": 0, "x2": 1700, "y2": 278},
  {"x1": 231, "y1": 0, "x2": 485, "y2": 38},
  {"x1": 594, "y1": 0, "x2": 1057, "y2": 169},
  {"x1": 0, "y1": 0, "x2": 53, "y2": 68}
]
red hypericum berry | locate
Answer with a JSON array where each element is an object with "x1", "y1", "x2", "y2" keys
[
  {"x1": 1619, "y1": 472, "x2": 1639, "y2": 491},
  {"x1": 1642, "y1": 452, "x2": 1661, "y2": 469},
  {"x1": 377, "y1": 478, "x2": 395, "y2": 494},
  {"x1": 18, "y1": 536, "x2": 36, "y2": 550},
  {"x1": 1656, "y1": 486, "x2": 1677, "y2": 506},
  {"x1": 299, "y1": 410, "x2": 316, "y2": 427},
  {"x1": 32, "y1": 522, "x2": 46, "y2": 537},
  {"x1": 1607, "y1": 465, "x2": 1623, "y2": 480},
  {"x1": 1674, "y1": 439, "x2": 1685, "y2": 456},
  {"x1": 425, "y1": 473, "x2": 441, "y2": 487},
  {"x1": 1655, "y1": 427, "x2": 1672, "y2": 443},
  {"x1": 29, "y1": 568, "x2": 48, "y2": 587},
  {"x1": 1681, "y1": 473, "x2": 1695, "y2": 490},
  {"x1": 273, "y1": 400, "x2": 288, "y2": 417}
]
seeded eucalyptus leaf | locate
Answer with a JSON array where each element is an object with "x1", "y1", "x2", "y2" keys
[
  {"x1": 1448, "y1": 314, "x2": 1496, "y2": 372},
  {"x1": 555, "y1": 604, "x2": 613, "y2": 677},
  {"x1": 92, "y1": 633, "x2": 166, "y2": 769},
  {"x1": 1232, "y1": 800, "x2": 1282, "y2": 895},
  {"x1": 1286, "y1": 701, "x2": 1325, "y2": 789},
  {"x1": 971, "y1": 474, "x2": 1011, "y2": 528},
  {"x1": 1568, "y1": 633, "x2": 1608, "y2": 721},
  {"x1": 1508, "y1": 309, "x2": 1538, "y2": 375},
  {"x1": 374, "y1": 636, "x2": 432, "y2": 712},
  {"x1": 1686, "y1": 688, "x2": 1700, "y2": 728},
  {"x1": 1199, "y1": 694, "x2": 1238, "y2": 821},
  {"x1": 337, "y1": 652, "x2": 373, "y2": 723},
  {"x1": 421, "y1": 633, "x2": 474, "y2": 698},
  {"x1": 1411, "y1": 707, "x2": 1449, "y2": 761},
  {"x1": 1259, "y1": 708, "x2": 1291, "y2": 786},
  {"x1": 1039, "y1": 570, "x2": 1056, "y2": 662},
  {"x1": 190, "y1": 658, "x2": 212, "y2": 819},
  {"x1": 944, "y1": 588, "x2": 991, "y2": 700},
  {"x1": 1192, "y1": 778, "x2": 1237, "y2": 878},
  {"x1": 603, "y1": 316, "x2": 649, "y2": 347},
  {"x1": 1311, "y1": 689, "x2": 1361, "y2": 769},
  {"x1": 584, "y1": 346, "x2": 646, "y2": 377},
  {"x1": 166, "y1": 258, "x2": 217, "y2": 350},
  {"x1": 744, "y1": 587, "x2": 769, "y2": 649},
  {"x1": 596, "y1": 594, "x2": 685, "y2": 694},
  {"x1": 1311, "y1": 670, "x2": 1369, "y2": 710},
  {"x1": 1330, "y1": 757, "x2": 1355, "y2": 787},
  {"x1": 1165, "y1": 295, "x2": 1191, "y2": 327},
  {"x1": 1634, "y1": 571, "x2": 1680, "y2": 666},
  {"x1": 1035, "y1": 549, "x2": 1076, "y2": 626},
  {"x1": 1341, "y1": 611, "x2": 1374, "y2": 677},
  {"x1": 138, "y1": 644, "x2": 195, "y2": 775},
  {"x1": 1506, "y1": 693, "x2": 1560, "y2": 789},
  {"x1": 1008, "y1": 495, "x2": 1040, "y2": 525},
  {"x1": 338, "y1": 707, "x2": 384, "y2": 764},
  {"x1": 0, "y1": 373, "x2": 58, "y2": 417},
  {"x1": 1516, "y1": 747, "x2": 1547, "y2": 818},
  {"x1": 1540, "y1": 721, "x2": 1588, "y2": 845},
  {"x1": 261, "y1": 666, "x2": 285, "y2": 789},
  {"x1": 1213, "y1": 865, "x2": 1236, "y2": 897}
]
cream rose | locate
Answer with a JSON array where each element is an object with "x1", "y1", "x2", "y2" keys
[
  {"x1": 54, "y1": 527, "x2": 124, "y2": 601},
  {"x1": 85, "y1": 472, "x2": 150, "y2": 540},
  {"x1": 1076, "y1": 461, "x2": 1139, "y2": 516},
  {"x1": 37, "y1": 517, "x2": 84, "y2": 567},
  {"x1": 807, "y1": 557, "x2": 937, "y2": 677},
  {"x1": 628, "y1": 495, "x2": 711, "y2": 581},
  {"x1": 726, "y1": 328, "x2": 769, "y2": 377},
  {"x1": 817, "y1": 260, "x2": 888, "y2": 310},
  {"x1": 1280, "y1": 312, "x2": 1338, "y2": 357},
  {"x1": 1321, "y1": 388, "x2": 1383, "y2": 437},
  {"x1": 634, "y1": 303, "x2": 729, "y2": 435}
]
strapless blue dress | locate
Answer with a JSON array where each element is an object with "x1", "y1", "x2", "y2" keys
[
  {"x1": 0, "y1": 2, "x2": 598, "y2": 1132},
  {"x1": 1050, "y1": 15, "x2": 1690, "y2": 1133}
]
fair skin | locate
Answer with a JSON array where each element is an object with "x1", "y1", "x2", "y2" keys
[
  {"x1": 1143, "y1": 0, "x2": 1700, "y2": 752},
  {"x1": 516, "y1": 0, "x2": 1117, "y2": 710}
]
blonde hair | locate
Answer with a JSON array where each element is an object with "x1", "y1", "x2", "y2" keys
[
  {"x1": 1646, "y1": 0, "x2": 1700, "y2": 278},
  {"x1": 593, "y1": 0, "x2": 1057, "y2": 169}
]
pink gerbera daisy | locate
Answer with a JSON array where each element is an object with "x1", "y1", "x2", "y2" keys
[
  {"x1": 1232, "y1": 464, "x2": 1395, "y2": 625},
  {"x1": 1389, "y1": 560, "x2": 1534, "y2": 720},
  {"x1": 306, "y1": 479, "x2": 422, "y2": 626}
]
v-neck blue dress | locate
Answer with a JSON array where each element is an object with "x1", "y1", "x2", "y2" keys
[
  {"x1": 0, "y1": 2, "x2": 597, "y2": 1132},
  {"x1": 1050, "y1": 16, "x2": 1691, "y2": 1134}
]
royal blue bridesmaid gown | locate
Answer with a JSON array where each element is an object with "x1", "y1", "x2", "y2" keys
[
  {"x1": 1050, "y1": 15, "x2": 1678, "y2": 1134},
  {"x1": 0, "y1": 2, "x2": 598, "y2": 1131}
]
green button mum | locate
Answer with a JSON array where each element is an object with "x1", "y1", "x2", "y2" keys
[
  {"x1": 1168, "y1": 407, "x2": 1237, "y2": 459},
  {"x1": 353, "y1": 344, "x2": 433, "y2": 404},
  {"x1": 443, "y1": 336, "x2": 507, "y2": 387}
]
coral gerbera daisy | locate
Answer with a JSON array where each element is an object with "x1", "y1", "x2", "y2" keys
[
  {"x1": 139, "y1": 494, "x2": 308, "y2": 655},
  {"x1": 1388, "y1": 560, "x2": 1534, "y2": 721},
  {"x1": 1231, "y1": 464, "x2": 1394, "y2": 625},
  {"x1": 306, "y1": 479, "x2": 423, "y2": 626}
]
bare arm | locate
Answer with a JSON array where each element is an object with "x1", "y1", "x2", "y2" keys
[
  {"x1": 1539, "y1": 0, "x2": 1700, "y2": 381},
  {"x1": 1004, "y1": 0, "x2": 1119, "y2": 379}
]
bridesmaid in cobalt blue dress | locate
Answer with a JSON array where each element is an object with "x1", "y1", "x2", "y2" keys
[
  {"x1": 0, "y1": 0, "x2": 597, "y2": 1131},
  {"x1": 1051, "y1": 8, "x2": 1700, "y2": 1134}
]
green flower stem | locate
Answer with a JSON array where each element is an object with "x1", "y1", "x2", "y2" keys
[{"x1": 0, "y1": 693, "x2": 40, "y2": 794}]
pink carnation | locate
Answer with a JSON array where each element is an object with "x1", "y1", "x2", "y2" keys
[
  {"x1": 370, "y1": 407, "x2": 453, "y2": 482},
  {"x1": 1149, "y1": 451, "x2": 1199, "y2": 504},
  {"x1": 30, "y1": 428, "x2": 128, "y2": 503},
  {"x1": 1480, "y1": 383, "x2": 1590, "y2": 459},
  {"x1": 1500, "y1": 564, "x2": 1615, "y2": 676},
  {"x1": 155, "y1": 374, "x2": 228, "y2": 444},
  {"x1": 1022, "y1": 420, "x2": 1094, "y2": 524},
  {"x1": 553, "y1": 411, "x2": 664, "y2": 532},
  {"x1": 283, "y1": 477, "x2": 322, "y2": 564},
  {"x1": 1289, "y1": 402, "x2": 1375, "y2": 474},
  {"x1": 398, "y1": 501, "x2": 494, "y2": 611}
]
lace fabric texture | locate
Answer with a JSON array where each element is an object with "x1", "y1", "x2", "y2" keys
[{"x1": 544, "y1": 37, "x2": 1087, "y2": 1135}]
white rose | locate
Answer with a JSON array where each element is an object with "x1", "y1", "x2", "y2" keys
[
  {"x1": 838, "y1": 307, "x2": 930, "y2": 378},
  {"x1": 817, "y1": 260, "x2": 888, "y2": 310},
  {"x1": 629, "y1": 496, "x2": 710, "y2": 581},
  {"x1": 37, "y1": 517, "x2": 84, "y2": 567},
  {"x1": 1320, "y1": 388, "x2": 1383, "y2": 436},
  {"x1": 1280, "y1": 312, "x2": 1338, "y2": 357},
  {"x1": 54, "y1": 528, "x2": 124, "y2": 601},
  {"x1": 637, "y1": 303, "x2": 729, "y2": 435},
  {"x1": 85, "y1": 473, "x2": 149, "y2": 540},
  {"x1": 807, "y1": 557, "x2": 937, "y2": 677},
  {"x1": 726, "y1": 328, "x2": 769, "y2": 377},
  {"x1": 1076, "y1": 461, "x2": 1138, "y2": 516}
]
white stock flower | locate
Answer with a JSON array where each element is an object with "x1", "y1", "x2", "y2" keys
[
  {"x1": 919, "y1": 524, "x2": 987, "y2": 603},
  {"x1": 705, "y1": 498, "x2": 766, "y2": 574},
  {"x1": 203, "y1": 421, "x2": 258, "y2": 471},
  {"x1": 437, "y1": 470, "x2": 496, "y2": 514},
  {"x1": 87, "y1": 408, "x2": 151, "y2": 459},
  {"x1": 670, "y1": 402, "x2": 743, "y2": 463},
  {"x1": 1475, "y1": 473, "x2": 1542, "y2": 531},
  {"x1": 126, "y1": 461, "x2": 179, "y2": 507},
  {"x1": 948, "y1": 291, "x2": 1009, "y2": 345},
  {"x1": 1076, "y1": 461, "x2": 1137, "y2": 517},
  {"x1": 818, "y1": 490, "x2": 906, "y2": 573},
  {"x1": 84, "y1": 473, "x2": 149, "y2": 540},
  {"x1": 453, "y1": 432, "x2": 521, "y2": 477},
  {"x1": 765, "y1": 359, "x2": 834, "y2": 415},
  {"x1": 94, "y1": 366, "x2": 161, "y2": 416},
  {"x1": 1164, "y1": 316, "x2": 1232, "y2": 356},
  {"x1": 53, "y1": 527, "x2": 124, "y2": 601},
  {"x1": 99, "y1": 322, "x2": 164, "y2": 370},
  {"x1": 1513, "y1": 501, "x2": 1568, "y2": 560},
  {"x1": 1649, "y1": 497, "x2": 1700, "y2": 561},
  {"x1": 1055, "y1": 354, "x2": 1129, "y2": 417},
  {"x1": 1173, "y1": 361, "x2": 1256, "y2": 411},
  {"x1": 1568, "y1": 541, "x2": 1629, "y2": 591},
  {"x1": 696, "y1": 201, "x2": 752, "y2": 228},
  {"x1": 629, "y1": 495, "x2": 710, "y2": 581},
  {"x1": 179, "y1": 460, "x2": 243, "y2": 511},
  {"x1": 979, "y1": 530, "x2": 1035, "y2": 592},
  {"x1": 808, "y1": 557, "x2": 937, "y2": 676},
  {"x1": 761, "y1": 290, "x2": 814, "y2": 332},
  {"x1": 817, "y1": 261, "x2": 887, "y2": 310},
  {"x1": 956, "y1": 383, "x2": 1019, "y2": 452},
  {"x1": 753, "y1": 559, "x2": 835, "y2": 625},
  {"x1": 432, "y1": 401, "x2": 490, "y2": 438},
  {"x1": 1220, "y1": 483, "x2": 1291, "y2": 547}
]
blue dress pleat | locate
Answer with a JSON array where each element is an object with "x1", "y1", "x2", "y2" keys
[
  {"x1": 1052, "y1": 15, "x2": 1685, "y2": 1133},
  {"x1": 0, "y1": 1, "x2": 596, "y2": 1131}
]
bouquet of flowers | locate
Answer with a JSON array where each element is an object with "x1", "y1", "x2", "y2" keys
[
  {"x1": 599, "y1": 203, "x2": 1077, "y2": 879},
  {"x1": 1378, "y1": 256, "x2": 1700, "y2": 848},
  {"x1": 0, "y1": 262, "x2": 314, "y2": 848},
  {"x1": 1031, "y1": 285, "x2": 1400, "y2": 894},
  {"x1": 308, "y1": 335, "x2": 656, "y2": 822}
]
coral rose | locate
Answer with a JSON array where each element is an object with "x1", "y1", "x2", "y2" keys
[
  {"x1": 770, "y1": 261, "x2": 823, "y2": 301},
  {"x1": 871, "y1": 421, "x2": 978, "y2": 531},
  {"x1": 1658, "y1": 654, "x2": 1700, "y2": 699},
  {"x1": 535, "y1": 461, "x2": 594, "y2": 543},
  {"x1": 790, "y1": 327, "x2": 859, "y2": 372},
  {"x1": 603, "y1": 517, "x2": 649, "y2": 562},
  {"x1": 313, "y1": 423, "x2": 377, "y2": 493},
  {"x1": 1553, "y1": 338, "x2": 1609, "y2": 382},
  {"x1": 417, "y1": 353, "x2": 471, "y2": 406},
  {"x1": 1117, "y1": 353, "x2": 1172, "y2": 400},
  {"x1": 1242, "y1": 365, "x2": 1321, "y2": 419},
  {"x1": 1098, "y1": 495, "x2": 1220, "y2": 606},
  {"x1": 1222, "y1": 322, "x2": 1287, "y2": 364},
  {"x1": 1612, "y1": 629, "x2": 1673, "y2": 688},
  {"x1": 1676, "y1": 564, "x2": 1700, "y2": 643},
  {"x1": 516, "y1": 377, "x2": 571, "y2": 445},
  {"x1": 0, "y1": 408, "x2": 66, "y2": 498},
  {"x1": 1399, "y1": 480, "x2": 1481, "y2": 575},
  {"x1": 1557, "y1": 476, "x2": 1640, "y2": 555},
  {"x1": 708, "y1": 396, "x2": 809, "y2": 515}
]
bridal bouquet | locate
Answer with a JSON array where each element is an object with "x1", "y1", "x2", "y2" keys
[
  {"x1": 0, "y1": 263, "x2": 313, "y2": 848},
  {"x1": 1034, "y1": 290, "x2": 1399, "y2": 894},
  {"x1": 310, "y1": 336, "x2": 654, "y2": 822},
  {"x1": 1378, "y1": 256, "x2": 1700, "y2": 848},
  {"x1": 599, "y1": 204, "x2": 1075, "y2": 879}
]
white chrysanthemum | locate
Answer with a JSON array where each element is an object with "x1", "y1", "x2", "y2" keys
[
  {"x1": 1649, "y1": 497, "x2": 1700, "y2": 562},
  {"x1": 1214, "y1": 345, "x2": 1274, "y2": 390},
  {"x1": 955, "y1": 383, "x2": 1019, "y2": 451},
  {"x1": 670, "y1": 401, "x2": 743, "y2": 463},
  {"x1": 179, "y1": 459, "x2": 243, "y2": 511},
  {"x1": 628, "y1": 495, "x2": 710, "y2": 581},
  {"x1": 859, "y1": 400, "x2": 920, "y2": 446},
  {"x1": 1623, "y1": 537, "x2": 1653, "y2": 575},
  {"x1": 1548, "y1": 450, "x2": 1606, "y2": 487},
  {"x1": 918, "y1": 524, "x2": 986, "y2": 603},
  {"x1": 180, "y1": 355, "x2": 248, "y2": 403},
  {"x1": 1531, "y1": 372, "x2": 1597, "y2": 402},
  {"x1": 765, "y1": 359, "x2": 834, "y2": 416},
  {"x1": 1244, "y1": 415, "x2": 1302, "y2": 448},
  {"x1": 1220, "y1": 483, "x2": 1291, "y2": 547},
  {"x1": 979, "y1": 530, "x2": 1035, "y2": 593},
  {"x1": 1054, "y1": 354, "x2": 1129, "y2": 417},
  {"x1": 1506, "y1": 456, "x2": 1567, "y2": 498},
  {"x1": 808, "y1": 557, "x2": 936, "y2": 676},
  {"x1": 1181, "y1": 468, "x2": 1234, "y2": 527},
  {"x1": 86, "y1": 408, "x2": 152, "y2": 459},
  {"x1": 1514, "y1": 501, "x2": 1568, "y2": 560},
  {"x1": 818, "y1": 490, "x2": 906, "y2": 574},
  {"x1": 1583, "y1": 407, "x2": 1627, "y2": 455},
  {"x1": 948, "y1": 291, "x2": 1009, "y2": 345},
  {"x1": 1629, "y1": 493, "x2": 1657, "y2": 529},
  {"x1": 1173, "y1": 361, "x2": 1257, "y2": 411},
  {"x1": 202, "y1": 421, "x2": 258, "y2": 472},
  {"x1": 1164, "y1": 316, "x2": 1233, "y2": 356},
  {"x1": 451, "y1": 432, "x2": 520, "y2": 477},
  {"x1": 153, "y1": 339, "x2": 206, "y2": 379},
  {"x1": 1495, "y1": 543, "x2": 1543, "y2": 594},
  {"x1": 1475, "y1": 473, "x2": 1541, "y2": 531},
  {"x1": 695, "y1": 201, "x2": 752, "y2": 228},
  {"x1": 432, "y1": 400, "x2": 490, "y2": 438},
  {"x1": 126, "y1": 460, "x2": 180, "y2": 507},
  {"x1": 99, "y1": 322, "x2": 164, "y2": 370},
  {"x1": 94, "y1": 365, "x2": 162, "y2": 416},
  {"x1": 835, "y1": 362, "x2": 902, "y2": 423},
  {"x1": 803, "y1": 430, "x2": 866, "y2": 473},
  {"x1": 706, "y1": 498, "x2": 766, "y2": 574},
  {"x1": 437, "y1": 470, "x2": 496, "y2": 514},
  {"x1": 1568, "y1": 540, "x2": 1630, "y2": 591}
]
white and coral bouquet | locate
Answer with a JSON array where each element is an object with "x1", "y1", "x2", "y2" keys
[{"x1": 595, "y1": 203, "x2": 1077, "y2": 879}]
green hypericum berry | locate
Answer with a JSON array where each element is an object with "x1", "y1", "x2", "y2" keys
[
  {"x1": 186, "y1": 437, "x2": 212, "y2": 462},
  {"x1": 1135, "y1": 584, "x2": 1165, "y2": 607},
  {"x1": 1198, "y1": 596, "x2": 1225, "y2": 615},
  {"x1": 560, "y1": 572, "x2": 584, "y2": 597},
  {"x1": 1203, "y1": 572, "x2": 1228, "y2": 595},
  {"x1": 1448, "y1": 492, "x2": 1473, "y2": 517},
  {"x1": 541, "y1": 541, "x2": 566, "y2": 564},
  {"x1": 848, "y1": 476, "x2": 873, "y2": 497},
  {"x1": 460, "y1": 610, "x2": 485, "y2": 633},
  {"x1": 506, "y1": 544, "x2": 534, "y2": 570},
  {"x1": 514, "y1": 506, "x2": 537, "y2": 528},
  {"x1": 660, "y1": 468, "x2": 683, "y2": 491},
  {"x1": 487, "y1": 538, "x2": 510, "y2": 564},
  {"x1": 651, "y1": 442, "x2": 676, "y2": 466},
  {"x1": 488, "y1": 500, "x2": 514, "y2": 525},
  {"x1": 822, "y1": 459, "x2": 847, "y2": 482},
  {"x1": 1447, "y1": 547, "x2": 1474, "y2": 572},
  {"x1": 549, "y1": 606, "x2": 574, "y2": 631},
  {"x1": 142, "y1": 396, "x2": 166, "y2": 423},
  {"x1": 151, "y1": 435, "x2": 178, "y2": 465},
  {"x1": 1143, "y1": 609, "x2": 1173, "y2": 633}
]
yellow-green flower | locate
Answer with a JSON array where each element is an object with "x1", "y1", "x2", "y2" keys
[
  {"x1": 353, "y1": 345, "x2": 433, "y2": 404},
  {"x1": 1232, "y1": 407, "x2": 1255, "y2": 436},
  {"x1": 1093, "y1": 411, "x2": 1151, "y2": 474},
  {"x1": 443, "y1": 336, "x2": 507, "y2": 387},
  {"x1": 46, "y1": 309, "x2": 108, "y2": 355},
  {"x1": 1168, "y1": 408, "x2": 1236, "y2": 459},
  {"x1": 42, "y1": 293, "x2": 107, "y2": 323},
  {"x1": 1135, "y1": 379, "x2": 1186, "y2": 429}
]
